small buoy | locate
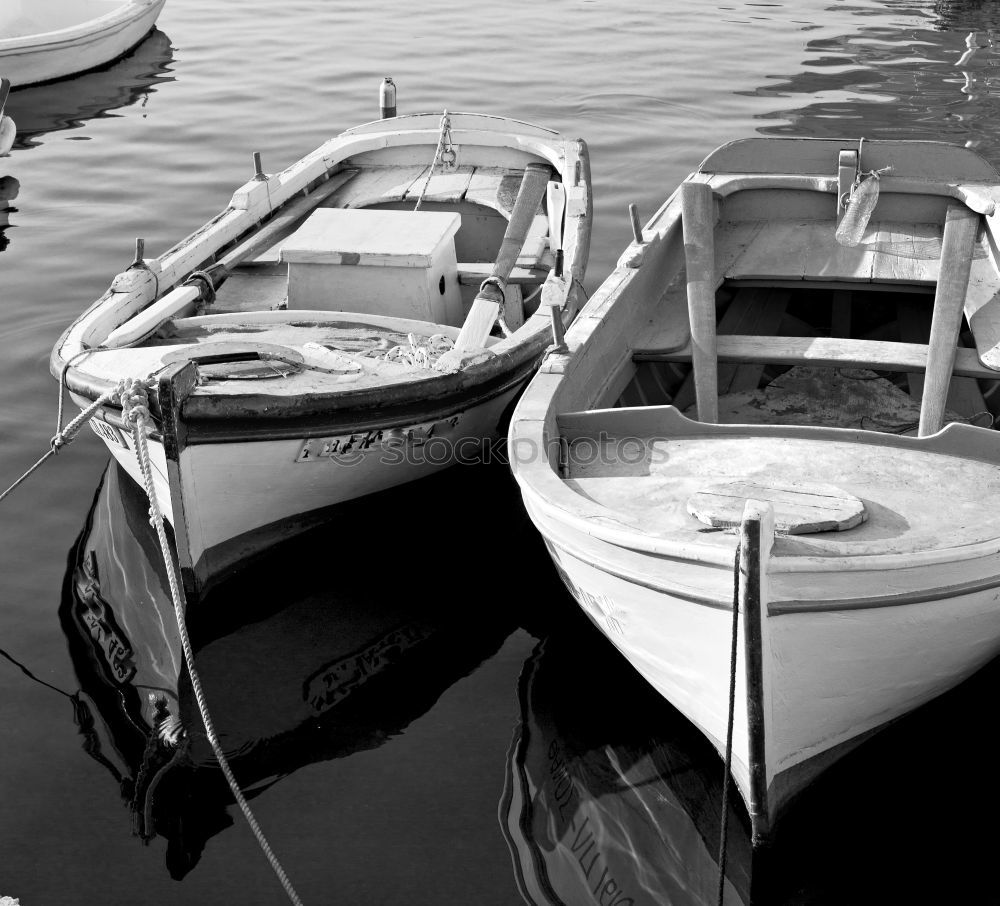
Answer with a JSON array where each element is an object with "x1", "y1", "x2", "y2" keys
[{"x1": 380, "y1": 77, "x2": 397, "y2": 119}]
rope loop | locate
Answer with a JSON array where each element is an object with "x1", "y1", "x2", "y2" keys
[
  {"x1": 479, "y1": 275, "x2": 507, "y2": 298},
  {"x1": 184, "y1": 270, "x2": 217, "y2": 307}
]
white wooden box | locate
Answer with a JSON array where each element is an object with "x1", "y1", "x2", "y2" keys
[{"x1": 280, "y1": 208, "x2": 463, "y2": 325}]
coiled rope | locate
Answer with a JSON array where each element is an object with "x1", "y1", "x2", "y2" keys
[
  {"x1": 118, "y1": 379, "x2": 304, "y2": 906},
  {"x1": 716, "y1": 542, "x2": 742, "y2": 906}
]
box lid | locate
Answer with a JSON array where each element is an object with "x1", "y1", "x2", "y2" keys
[{"x1": 280, "y1": 208, "x2": 461, "y2": 268}]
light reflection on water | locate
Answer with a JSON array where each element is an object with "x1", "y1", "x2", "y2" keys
[{"x1": 3, "y1": 0, "x2": 1000, "y2": 903}]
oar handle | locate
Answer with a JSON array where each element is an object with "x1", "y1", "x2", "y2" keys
[{"x1": 484, "y1": 162, "x2": 552, "y2": 296}]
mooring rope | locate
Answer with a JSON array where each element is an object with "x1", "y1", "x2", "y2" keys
[
  {"x1": 716, "y1": 541, "x2": 742, "y2": 906},
  {"x1": 0, "y1": 389, "x2": 117, "y2": 504},
  {"x1": 117, "y1": 378, "x2": 304, "y2": 906},
  {"x1": 412, "y1": 110, "x2": 455, "y2": 212}
]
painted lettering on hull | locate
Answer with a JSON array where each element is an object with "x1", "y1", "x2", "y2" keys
[{"x1": 545, "y1": 542, "x2": 627, "y2": 636}]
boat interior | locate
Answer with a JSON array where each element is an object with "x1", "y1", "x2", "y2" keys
[
  {"x1": 552, "y1": 139, "x2": 1000, "y2": 551},
  {"x1": 134, "y1": 160, "x2": 560, "y2": 386}
]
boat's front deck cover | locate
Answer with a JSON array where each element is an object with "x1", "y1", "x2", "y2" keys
[
  {"x1": 77, "y1": 313, "x2": 468, "y2": 397},
  {"x1": 557, "y1": 406, "x2": 1000, "y2": 560}
]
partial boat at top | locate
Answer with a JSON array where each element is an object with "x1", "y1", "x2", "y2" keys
[
  {"x1": 0, "y1": 0, "x2": 166, "y2": 87},
  {"x1": 52, "y1": 109, "x2": 591, "y2": 602},
  {"x1": 510, "y1": 137, "x2": 1000, "y2": 843},
  {"x1": 2, "y1": 26, "x2": 173, "y2": 149}
]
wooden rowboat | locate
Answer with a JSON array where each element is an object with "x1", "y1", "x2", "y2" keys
[
  {"x1": 0, "y1": 0, "x2": 166, "y2": 87},
  {"x1": 52, "y1": 111, "x2": 591, "y2": 601},
  {"x1": 509, "y1": 137, "x2": 1000, "y2": 843}
]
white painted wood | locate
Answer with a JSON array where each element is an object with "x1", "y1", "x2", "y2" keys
[
  {"x1": 0, "y1": 0, "x2": 166, "y2": 86},
  {"x1": 681, "y1": 181, "x2": 719, "y2": 422},
  {"x1": 919, "y1": 203, "x2": 979, "y2": 435},
  {"x1": 104, "y1": 285, "x2": 200, "y2": 348},
  {"x1": 688, "y1": 480, "x2": 866, "y2": 533}
]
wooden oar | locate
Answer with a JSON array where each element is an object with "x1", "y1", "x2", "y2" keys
[
  {"x1": 541, "y1": 181, "x2": 569, "y2": 349},
  {"x1": 206, "y1": 167, "x2": 358, "y2": 282},
  {"x1": 681, "y1": 181, "x2": 719, "y2": 423},
  {"x1": 104, "y1": 169, "x2": 358, "y2": 347},
  {"x1": 918, "y1": 201, "x2": 980, "y2": 436},
  {"x1": 450, "y1": 162, "x2": 552, "y2": 352}
]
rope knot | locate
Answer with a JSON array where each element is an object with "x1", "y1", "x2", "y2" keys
[{"x1": 116, "y1": 378, "x2": 152, "y2": 429}]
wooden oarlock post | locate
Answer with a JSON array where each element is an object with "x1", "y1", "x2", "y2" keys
[
  {"x1": 738, "y1": 499, "x2": 775, "y2": 849},
  {"x1": 681, "y1": 181, "x2": 719, "y2": 423},
  {"x1": 918, "y1": 201, "x2": 979, "y2": 436}
]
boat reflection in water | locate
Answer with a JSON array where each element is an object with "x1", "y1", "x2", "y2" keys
[
  {"x1": 60, "y1": 460, "x2": 519, "y2": 879},
  {"x1": 4, "y1": 27, "x2": 173, "y2": 150},
  {"x1": 502, "y1": 623, "x2": 752, "y2": 906}
]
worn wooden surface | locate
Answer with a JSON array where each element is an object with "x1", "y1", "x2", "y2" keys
[
  {"x1": 688, "y1": 480, "x2": 866, "y2": 533},
  {"x1": 671, "y1": 287, "x2": 790, "y2": 410},
  {"x1": 681, "y1": 182, "x2": 719, "y2": 422},
  {"x1": 919, "y1": 203, "x2": 980, "y2": 435},
  {"x1": 639, "y1": 334, "x2": 998, "y2": 379}
]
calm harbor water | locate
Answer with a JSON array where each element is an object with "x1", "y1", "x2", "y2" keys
[{"x1": 3, "y1": 0, "x2": 1000, "y2": 903}]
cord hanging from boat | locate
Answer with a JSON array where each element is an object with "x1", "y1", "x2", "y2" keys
[
  {"x1": 118, "y1": 379, "x2": 306, "y2": 906},
  {"x1": 0, "y1": 381, "x2": 117, "y2": 504},
  {"x1": 413, "y1": 110, "x2": 456, "y2": 212},
  {"x1": 716, "y1": 542, "x2": 742, "y2": 906}
]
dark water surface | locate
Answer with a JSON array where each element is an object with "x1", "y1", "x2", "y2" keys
[{"x1": 3, "y1": 1, "x2": 1000, "y2": 903}]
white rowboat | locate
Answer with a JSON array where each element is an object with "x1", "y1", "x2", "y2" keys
[
  {"x1": 509, "y1": 137, "x2": 1000, "y2": 842},
  {"x1": 0, "y1": 0, "x2": 166, "y2": 87},
  {"x1": 53, "y1": 111, "x2": 591, "y2": 601}
]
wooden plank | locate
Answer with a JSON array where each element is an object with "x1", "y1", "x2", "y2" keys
[
  {"x1": 897, "y1": 297, "x2": 986, "y2": 418},
  {"x1": 682, "y1": 182, "x2": 719, "y2": 422},
  {"x1": 465, "y1": 167, "x2": 525, "y2": 216},
  {"x1": 728, "y1": 221, "x2": 809, "y2": 281},
  {"x1": 320, "y1": 165, "x2": 428, "y2": 209},
  {"x1": 213, "y1": 273, "x2": 287, "y2": 314},
  {"x1": 635, "y1": 334, "x2": 997, "y2": 380},
  {"x1": 688, "y1": 479, "x2": 865, "y2": 533},
  {"x1": 405, "y1": 166, "x2": 475, "y2": 204},
  {"x1": 870, "y1": 222, "x2": 941, "y2": 283},
  {"x1": 804, "y1": 221, "x2": 875, "y2": 282},
  {"x1": 672, "y1": 287, "x2": 790, "y2": 410},
  {"x1": 457, "y1": 262, "x2": 547, "y2": 285},
  {"x1": 919, "y1": 203, "x2": 980, "y2": 435}
]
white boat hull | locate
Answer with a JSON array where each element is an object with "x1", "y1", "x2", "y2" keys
[
  {"x1": 525, "y1": 496, "x2": 1000, "y2": 839},
  {"x1": 0, "y1": 0, "x2": 166, "y2": 86},
  {"x1": 94, "y1": 383, "x2": 517, "y2": 595}
]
